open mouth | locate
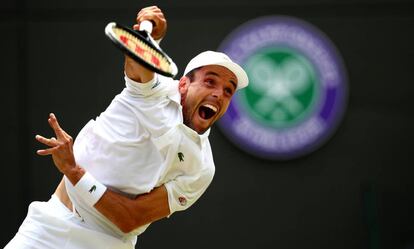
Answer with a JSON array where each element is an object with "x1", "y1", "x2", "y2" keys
[{"x1": 199, "y1": 104, "x2": 217, "y2": 120}]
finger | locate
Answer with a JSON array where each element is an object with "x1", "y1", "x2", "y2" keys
[
  {"x1": 35, "y1": 135, "x2": 59, "y2": 147},
  {"x1": 137, "y1": 5, "x2": 160, "y2": 17},
  {"x1": 136, "y1": 15, "x2": 166, "y2": 39},
  {"x1": 136, "y1": 7, "x2": 164, "y2": 26},
  {"x1": 36, "y1": 147, "x2": 56, "y2": 156},
  {"x1": 48, "y1": 113, "x2": 65, "y2": 139},
  {"x1": 137, "y1": 13, "x2": 164, "y2": 25},
  {"x1": 48, "y1": 114, "x2": 74, "y2": 145},
  {"x1": 134, "y1": 6, "x2": 167, "y2": 42}
]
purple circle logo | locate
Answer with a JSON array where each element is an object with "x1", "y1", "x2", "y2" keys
[{"x1": 218, "y1": 16, "x2": 348, "y2": 160}]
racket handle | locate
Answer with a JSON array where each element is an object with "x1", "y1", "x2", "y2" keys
[{"x1": 139, "y1": 20, "x2": 153, "y2": 35}]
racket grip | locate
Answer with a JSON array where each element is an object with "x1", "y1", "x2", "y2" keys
[{"x1": 139, "y1": 20, "x2": 153, "y2": 34}]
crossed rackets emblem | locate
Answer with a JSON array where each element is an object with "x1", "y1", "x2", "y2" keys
[{"x1": 245, "y1": 55, "x2": 312, "y2": 122}]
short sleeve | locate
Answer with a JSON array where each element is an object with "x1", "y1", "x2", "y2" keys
[{"x1": 164, "y1": 167, "x2": 215, "y2": 214}]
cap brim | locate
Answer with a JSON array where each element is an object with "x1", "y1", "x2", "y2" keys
[{"x1": 209, "y1": 61, "x2": 249, "y2": 91}]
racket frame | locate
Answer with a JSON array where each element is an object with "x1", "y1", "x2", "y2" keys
[{"x1": 105, "y1": 22, "x2": 178, "y2": 78}]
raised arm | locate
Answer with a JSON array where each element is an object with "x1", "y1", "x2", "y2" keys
[
  {"x1": 124, "y1": 5, "x2": 167, "y2": 83},
  {"x1": 37, "y1": 113, "x2": 170, "y2": 233}
]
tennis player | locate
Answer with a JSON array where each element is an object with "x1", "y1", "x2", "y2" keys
[{"x1": 5, "y1": 5, "x2": 248, "y2": 249}]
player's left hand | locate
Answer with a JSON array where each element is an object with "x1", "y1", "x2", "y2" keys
[{"x1": 36, "y1": 113, "x2": 77, "y2": 176}]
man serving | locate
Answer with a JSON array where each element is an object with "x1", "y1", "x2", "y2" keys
[{"x1": 6, "y1": 5, "x2": 248, "y2": 249}]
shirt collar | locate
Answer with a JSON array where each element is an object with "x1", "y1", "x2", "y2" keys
[{"x1": 168, "y1": 80, "x2": 181, "y2": 105}]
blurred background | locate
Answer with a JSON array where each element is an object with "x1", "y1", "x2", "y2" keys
[{"x1": 1, "y1": 0, "x2": 413, "y2": 248}]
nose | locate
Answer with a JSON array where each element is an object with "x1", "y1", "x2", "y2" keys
[{"x1": 211, "y1": 87, "x2": 224, "y2": 99}]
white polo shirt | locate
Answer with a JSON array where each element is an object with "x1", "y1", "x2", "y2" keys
[{"x1": 64, "y1": 74, "x2": 215, "y2": 243}]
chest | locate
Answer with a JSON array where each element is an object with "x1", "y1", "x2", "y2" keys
[{"x1": 152, "y1": 124, "x2": 213, "y2": 183}]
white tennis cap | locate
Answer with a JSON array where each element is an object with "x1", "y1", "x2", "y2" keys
[{"x1": 183, "y1": 51, "x2": 249, "y2": 91}]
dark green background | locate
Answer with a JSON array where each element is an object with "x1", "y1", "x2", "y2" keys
[{"x1": 1, "y1": 1, "x2": 413, "y2": 248}]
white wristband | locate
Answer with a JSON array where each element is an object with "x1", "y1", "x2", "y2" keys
[{"x1": 74, "y1": 172, "x2": 107, "y2": 207}]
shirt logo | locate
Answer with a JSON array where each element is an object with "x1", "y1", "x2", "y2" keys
[
  {"x1": 178, "y1": 152, "x2": 185, "y2": 162},
  {"x1": 218, "y1": 16, "x2": 348, "y2": 160},
  {"x1": 178, "y1": 196, "x2": 187, "y2": 206},
  {"x1": 151, "y1": 78, "x2": 160, "y2": 89},
  {"x1": 89, "y1": 185, "x2": 97, "y2": 193}
]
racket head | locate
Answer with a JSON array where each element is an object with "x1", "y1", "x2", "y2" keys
[{"x1": 105, "y1": 22, "x2": 178, "y2": 78}]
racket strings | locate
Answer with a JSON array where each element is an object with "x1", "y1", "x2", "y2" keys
[{"x1": 113, "y1": 27, "x2": 172, "y2": 74}]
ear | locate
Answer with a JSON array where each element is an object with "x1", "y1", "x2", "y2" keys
[{"x1": 178, "y1": 76, "x2": 189, "y2": 95}]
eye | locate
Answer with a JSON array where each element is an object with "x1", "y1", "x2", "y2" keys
[
  {"x1": 205, "y1": 79, "x2": 215, "y2": 86},
  {"x1": 225, "y1": 88, "x2": 234, "y2": 96}
]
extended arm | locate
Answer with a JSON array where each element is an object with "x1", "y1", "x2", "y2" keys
[
  {"x1": 95, "y1": 183, "x2": 169, "y2": 233},
  {"x1": 37, "y1": 113, "x2": 170, "y2": 233}
]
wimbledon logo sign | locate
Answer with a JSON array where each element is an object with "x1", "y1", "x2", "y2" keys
[{"x1": 218, "y1": 16, "x2": 348, "y2": 160}]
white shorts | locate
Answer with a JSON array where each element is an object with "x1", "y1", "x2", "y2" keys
[{"x1": 5, "y1": 195, "x2": 134, "y2": 249}]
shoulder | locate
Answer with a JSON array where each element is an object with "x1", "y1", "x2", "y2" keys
[{"x1": 123, "y1": 74, "x2": 179, "y2": 98}]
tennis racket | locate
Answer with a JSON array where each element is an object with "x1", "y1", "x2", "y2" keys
[{"x1": 105, "y1": 20, "x2": 178, "y2": 78}]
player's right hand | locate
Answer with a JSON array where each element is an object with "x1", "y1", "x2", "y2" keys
[{"x1": 133, "y1": 5, "x2": 167, "y2": 40}]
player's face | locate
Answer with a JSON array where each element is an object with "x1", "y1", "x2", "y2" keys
[{"x1": 179, "y1": 65, "x2": 237, "y2": 134}]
